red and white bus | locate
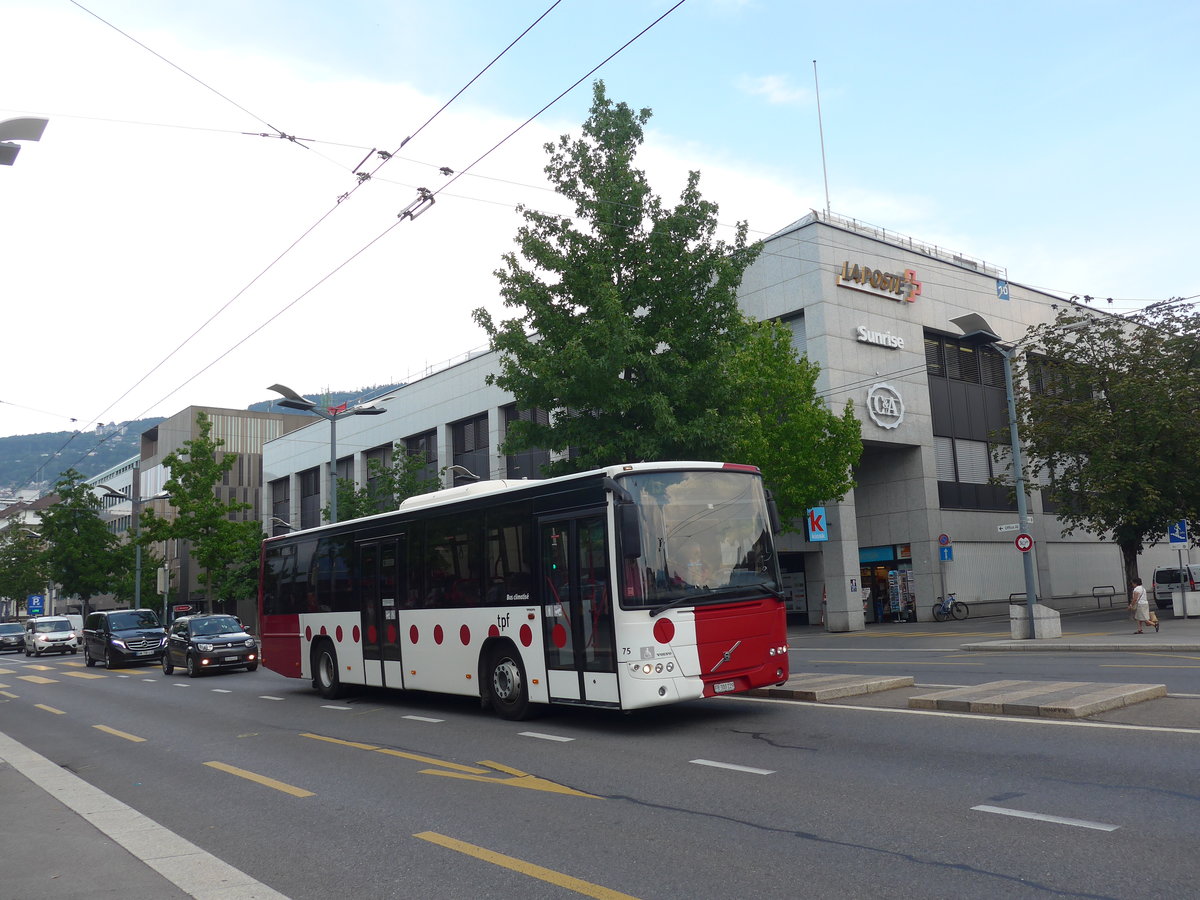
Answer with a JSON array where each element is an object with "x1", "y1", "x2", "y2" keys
[{"x1": 258, "y1": 461, "x2": 789, "y2": 718}]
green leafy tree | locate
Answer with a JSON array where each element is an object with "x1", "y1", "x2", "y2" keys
[
  {"x1": 1013, "y1": 304, "x2": 1200, "y2": 583},
  {"x1": 473, "y1": 81, "x2": 860, "y2": 525},
  {"x1": 38, "y1": 469, "x2": 118, "y2": 617},
  {"x1": 140, "y1": 412, "x2": 259, "y2": 615},
  {"x1": 0, "y1": 526, "x2": 50, "y2": 613},
  {"x1": 109, "y1": 541, "x2": 164, "y2": 616},
  {"x1": 323, "y1": 448, "x2": 440, "y2": 522},
  {"x1": 209, "y1": 520, "x2": 266, "y2": 616}
]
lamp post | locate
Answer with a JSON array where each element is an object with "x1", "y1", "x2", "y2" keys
[
  {"x1": 267, "y1": 384, "x2": 387, "y2": 524},
  {"x1": 950, "y1": 314, "x2": 1042, "y2": 638},
  {"x1": 97, "y1": 480, "x2": 168, "y2": 611}
]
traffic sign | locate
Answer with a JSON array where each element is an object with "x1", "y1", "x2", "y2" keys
[
  {"x1": 937, "y1": 533, "x2": 952, "y2": 547},
  {"x1": 1168, "y1": 520, "x2": 1188, "y2": 545},
  {"x1": 26, "y1": 594, "x2": 44, "y2": 615},
  {"x1": 1014, "y1": 533, "x2": 1033, "y2": 553},
  {"x1": 997, "y1": 523, "x2": 1019, "y2": 533},
  {"x1": 939, "y1": 546, "x2": 954, "y2": 562}
]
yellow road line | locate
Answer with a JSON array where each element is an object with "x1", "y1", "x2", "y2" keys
[
  {"x1": 18, "y1": 675, "x2": 58, "y2": 684},
  {"x1": 203, "y1": 761, "x2": 314, "y2": 797},
  {"x1": 63, "y1": 671, "x2": 106, "y2": 680},
  {"x1": 35, "y1": 703, "x2": 64, "y2": 714},
  {"x1": 0, "y1": 690, "x2": 16, "y2": 698},
  {"x1": 1100, "y1": 664, "x2": 1200, "y2": 669},
  {"x1": 301, "y1": 732, "x2": 489, "y2": 774},
  {"x1": 93, "y1": 724, "x2": 146, "y2": 743},
  {"x1": 415, "y1": 831, "x2": 640, "y2": 900}
]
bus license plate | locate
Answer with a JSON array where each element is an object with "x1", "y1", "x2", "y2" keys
[{"x1": 713, "y1": 681, "x2": 735, "y2": 694}]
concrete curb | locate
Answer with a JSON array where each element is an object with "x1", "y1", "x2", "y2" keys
[
  {"x1": 961, "y1": 641, "x2": 1200, "y2": 652},
  {"x1": 752, "y1": 673, "x2": 914, "y2": 701}
]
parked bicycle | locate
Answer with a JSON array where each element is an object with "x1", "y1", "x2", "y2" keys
[{"x1": 932, "y1": 592, "x2": 968, "y2": 621}]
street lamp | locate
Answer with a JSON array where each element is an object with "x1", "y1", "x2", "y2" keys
[
  {"x1": 267, "y1": 383, "x2": 387, "y2": 524},
  {"x1": 97, "y1": 480, "x2": 169, "y2": 611},
  {"x1": 950, "y1": 313, "x2": 1043, "y2": 638},
  {"x1": 0, "y1": 116, "x2": 49, "y2": 166}
]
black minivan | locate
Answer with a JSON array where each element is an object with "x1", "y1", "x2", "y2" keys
[{"x1": 83, "y1": 609, "x2": 167, "y2": 668}]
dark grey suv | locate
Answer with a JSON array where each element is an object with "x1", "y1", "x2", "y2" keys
[
  {"x1": 83, "y1": 609, "x2": 167, "y2": 668},
  {"x1": 162, "y1": 615, "x2": 258, "y2": 677}
]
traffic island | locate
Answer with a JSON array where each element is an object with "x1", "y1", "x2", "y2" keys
[
  {"x1": 909, "y1": 679, "x2": 1166, "y2": 718},
  {"x1": 753, "y1": 672, "x2": 914, "y2": 701}
]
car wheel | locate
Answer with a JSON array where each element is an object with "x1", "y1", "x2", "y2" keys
[
  {"x1": 162, "y1": 653, "x2": 174, "y2": 675},
  {"x1": 186, "y1": 654, "x2": 200, "y2": 678},
  {"x1": 313, "y1": 644, "x2": 346, "y2": 699},
  {"x1": 70, "y1": 647, "x2": 77, "y2": 654},
  {"x1": 245, "y1": 663, "x2": 258, "y2": 672},
  {"x1": 104, "y1": 648, "x2": 118, "y2": 670},
  {"x1": 486, "y1": 644, "x2": 531, "y2": 720},
  {"x1": 84, "y1": 645, "x2": 95, "y2": 667}
]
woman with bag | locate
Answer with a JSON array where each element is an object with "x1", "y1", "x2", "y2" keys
[{"x1": 1130, "y1": 578, "x2": 1157, "y2": 633}]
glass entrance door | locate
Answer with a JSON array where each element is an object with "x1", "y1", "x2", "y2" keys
[
  {"x1": 539, "y1": 514, "x2": 616, "y2": 703},
  {"x1": 358, "y1": 536, "x2": 405, "y2": 687}
]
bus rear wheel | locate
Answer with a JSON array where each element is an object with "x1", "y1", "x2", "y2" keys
[
  {"x1": 487, "y1": 645, "x2": 530, "y2": 720},
  {"x1": 313, "y1": 643, "x2": 346, "y2": 700}
]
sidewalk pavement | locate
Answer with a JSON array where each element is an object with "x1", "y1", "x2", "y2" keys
[{"x1": 0, "y1": 730, "x2": 287, "y2": 899}]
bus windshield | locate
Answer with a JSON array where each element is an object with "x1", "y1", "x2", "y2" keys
[{"x1": 618, "y1": 468, "x2": 781, "y2": 607}]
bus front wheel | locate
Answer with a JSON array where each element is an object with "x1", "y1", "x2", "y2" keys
[
  {"x1": 313, "y1": 643, "x2": 346, "y2": 700},
  {"x1": 486, "y1": 645, "x2": 530, "y2": 720}
]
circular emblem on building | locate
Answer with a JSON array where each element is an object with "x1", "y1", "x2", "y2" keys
[{"x1": 867, "y1": 383, "x2": 904, "y2": 430}]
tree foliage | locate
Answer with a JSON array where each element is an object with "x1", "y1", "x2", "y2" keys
[
  {"x1": 1013, "y1": 304, "x2": 1200, "y2": 581},
  {"x1": 38, "y1": 468, "x2": 118, "y2": 615},
  {"x1": 0, "y1": 526, "x2": 50, "y2": 612},
  {"x1": 323, "y1": 448, "x2": 440, "y2": 523},
  {"x1": 139, "y1": 412, "x2": 258, "y2": 614},
  {"x1": 473, "y1": 81, "x2": 860, "y2": 525}
]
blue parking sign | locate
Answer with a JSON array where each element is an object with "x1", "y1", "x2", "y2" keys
[{"x1": 27, "y1": 594, "x2": 44, "y2": 615}]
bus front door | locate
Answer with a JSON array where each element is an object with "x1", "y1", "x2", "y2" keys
[
  {"x1": 358, "y1": 536, "x2": 405, "y2": 689},
  {"x1": 540, "y1": 514, "x2": 618, "y2": 705}
]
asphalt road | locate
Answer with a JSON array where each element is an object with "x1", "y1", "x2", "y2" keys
[{"x1": 2, "y1": 637, "x2": 1198, "y2": 899}]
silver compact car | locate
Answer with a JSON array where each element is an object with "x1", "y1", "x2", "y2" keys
[
  {"x1": 24, "y1": 616, "x2": 79, "y2": 656},
  {"x1": 162, "y1": 615, "x2": 258, "y2": 677}
]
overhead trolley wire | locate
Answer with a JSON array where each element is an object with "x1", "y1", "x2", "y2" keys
[{"x1": 24, "y1": 2, "x2": 568, "y2": 492}]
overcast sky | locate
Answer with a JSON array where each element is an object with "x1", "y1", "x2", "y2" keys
[{"x1": 2, "y1": 1, "x2": 1197, "y2": 461}]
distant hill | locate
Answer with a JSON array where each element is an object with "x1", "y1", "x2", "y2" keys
[
  {"x1": 1, "y1": 384, "x2": 404, "y2": 494},
  {"x1": 0, "y1": 418, "x2": 164, "y2": 494}
]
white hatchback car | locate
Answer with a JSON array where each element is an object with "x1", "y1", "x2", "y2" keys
[{"x1": 24, "y1": 616, "x2": 79, "y2": 656}]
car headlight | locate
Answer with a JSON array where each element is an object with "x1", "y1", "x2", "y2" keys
[
  {"x1": 196, "y1": 642, "x2": 214, "y2": 652},
  {"x1": 110, "y1": 638, "x2": 127, "y2": 648},
  {"x1": 244, "y1": 638, "x2": 256, "y2": 648}
]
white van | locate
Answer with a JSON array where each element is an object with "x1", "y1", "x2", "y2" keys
[
  {"x1": 1151, "y1": 565, "x2": 1200, "y2": 616},
  {"x1": 64, "y1": 614, "x2": 84, "y2": 646}
]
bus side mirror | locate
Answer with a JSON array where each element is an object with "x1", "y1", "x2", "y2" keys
[
  {"x1": 766, "y1": 491, "x2": 782, "y2": 535},
  {"x1": 617, "y1": 503, "x2": 641, "y2": 558}
]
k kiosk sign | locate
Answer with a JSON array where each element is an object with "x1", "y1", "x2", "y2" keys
[{"x1": 806, "y1": 507, "x2": 829, "y2": 542}]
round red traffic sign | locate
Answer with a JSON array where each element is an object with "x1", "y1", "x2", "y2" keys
[
  {"x1": 937, "y1": 533, "x2": 952, "y2": 547},
  {"x1": 1014, "y1": 533, "x2": 1033, "y2": 553}
]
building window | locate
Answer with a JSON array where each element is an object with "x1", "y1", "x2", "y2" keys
[
  {"x1": 502, "y1": 405, "x2": 550, "y2": 480},
  {"x1": 299, "y1": 467, "x2": 321, "y2": 529},
  {"x1": 451, "y1": 414, "x2": 489, "y2": 484},
  {"x1": 405, "y1": 431, "x2": 438, "y2": 485},
  {"x1": 270, "y1": 478, "x2": 290, "y2": 536}
]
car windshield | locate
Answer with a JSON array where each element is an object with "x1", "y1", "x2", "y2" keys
[
  {"x1": 35, "y1": 619, "x2": 71, "y2": 633},
  {"x1": 110, "y1": 611, "x2": 161, "y2": 630},
  {"x1": 0, "y1": 623, "x2": 22, "y2": 634},
  {"x1": 189, "y1": 617, "x2": 243, "y2": 636}
]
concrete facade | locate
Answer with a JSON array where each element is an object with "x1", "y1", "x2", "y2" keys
[{"x1": 261, "y1": 211, "x2": 1187, "y2": 631}]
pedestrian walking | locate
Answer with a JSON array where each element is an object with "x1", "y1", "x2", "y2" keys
[{"x1": 1130, "y1": 578, "x2": 1158, "y2": 633}]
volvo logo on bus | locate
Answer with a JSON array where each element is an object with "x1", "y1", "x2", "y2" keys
[{"x1": 867, "y1": 383, "x2": 905, "y2": 429}]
